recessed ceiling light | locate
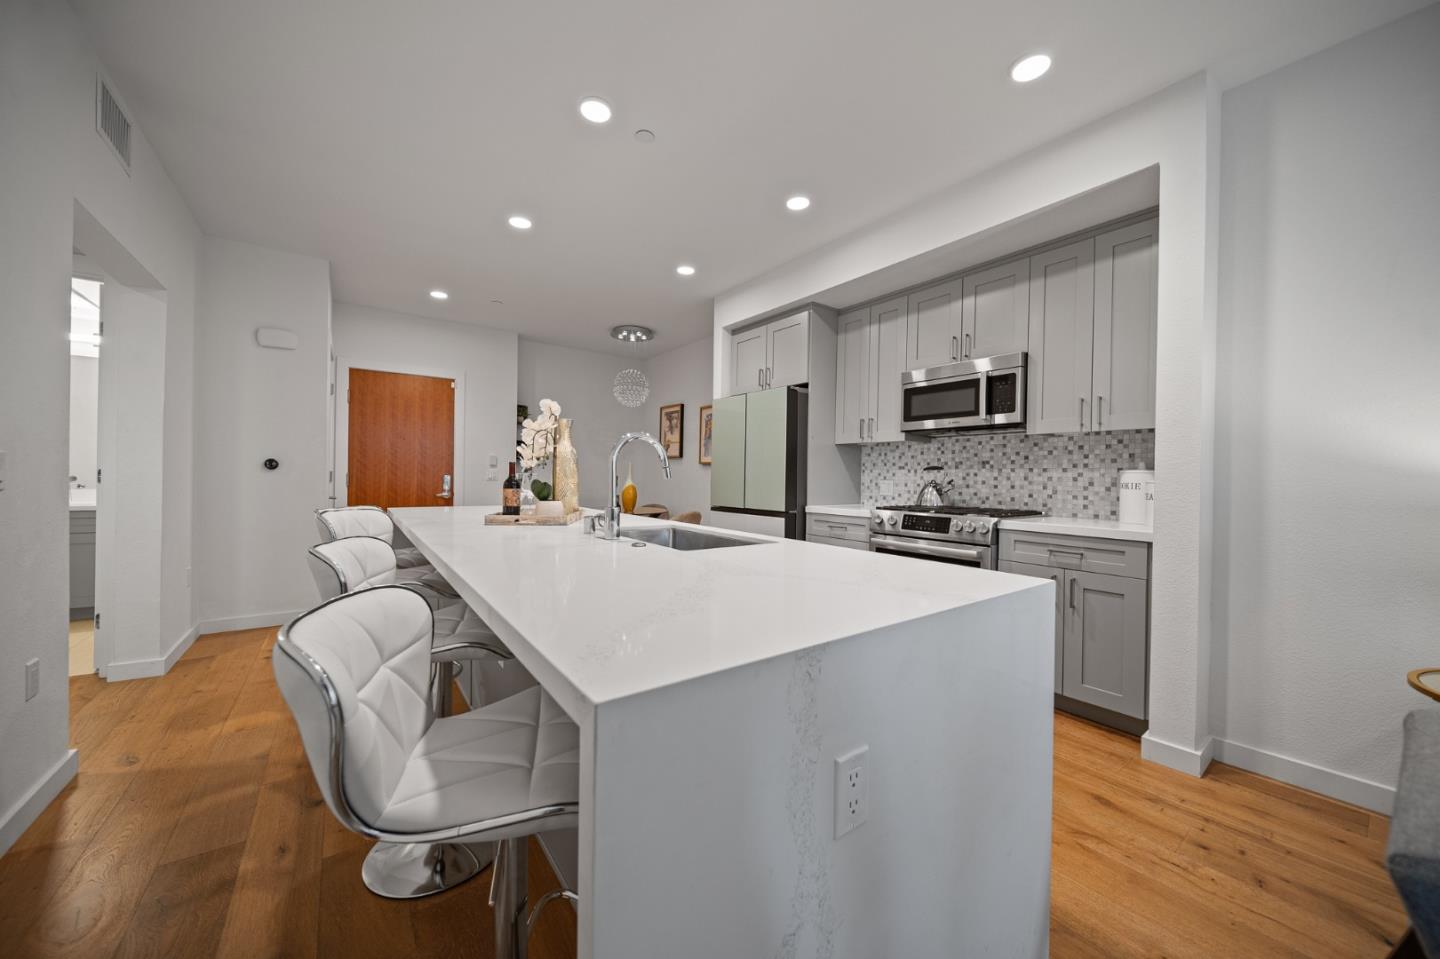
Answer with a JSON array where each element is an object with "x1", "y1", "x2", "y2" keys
[
  {"x1": 429, "y1": 289, "x2": 449, "y2": 301},
  {"x1": 785, "y1": 195, "x2": 811, "y2": 212},
  {"x1": 579, "y1": 97, "x2": 612, "y2": 124},
  {"x1": 508, "y1": 215, "x2": 533, "y2": 230},
  {"x1": 675, "y1": 264, "x2": 696, "y2": 276},
  {"x1": 1010, "y1": 53, "x2": 1052, "y2": 83}
]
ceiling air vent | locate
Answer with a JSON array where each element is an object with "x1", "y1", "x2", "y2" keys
[{"x1": 95, "y1": 77, "x2": 132, "y2": 172}]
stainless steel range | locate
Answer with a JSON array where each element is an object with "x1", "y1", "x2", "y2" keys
[{"x1": 869, "y1": 505, "x2": 1045, "y2": 569}]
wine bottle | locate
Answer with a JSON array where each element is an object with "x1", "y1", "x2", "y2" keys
[{"x1": 502, "y1": 461, "x2": 521, "y2": 516}]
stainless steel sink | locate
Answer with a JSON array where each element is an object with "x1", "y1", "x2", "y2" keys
[{"x1": 617, "y1": 526, "x2": 765, "y2": 551}]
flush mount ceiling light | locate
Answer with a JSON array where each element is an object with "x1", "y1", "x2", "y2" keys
[
  {"x1": 611, "y1": 325, "x2": 653, "y2": 407},
  {"x1": 508, "y1": 214, "x2": 533, "y2": 230},
  {"x1": 429, "y1": 289, "x2": 449, "y2": 300},
  {"x1": 785, "y1": 195, "x2": 811, "y2": 212},
  {"x1": 675, "y1": 264, "x2": 696, "y2": 276},
  {"x1": 1010, "y1": 53, "x2": 1052, "y2": 83},
  {"x1": 579, "y1": 97, "x2": 612, "y2": 124}
]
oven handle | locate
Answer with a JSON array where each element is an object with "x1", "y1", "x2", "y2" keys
[{"x1": 870, "y1": 534, "x2": 986, "y2": 564}]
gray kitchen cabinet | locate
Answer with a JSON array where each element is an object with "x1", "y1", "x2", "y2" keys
[
  {"x1": 805, "y1": 512, "x2": 871, "y2": 545},
  {"x1": 728, "y1": 311, "x2": 810, "y2": 395},
  {"x1": 1063, "y1": 570, "x2": 1148, "y2": 719},
  {"x1": 999, "y1": 529, "x2": 1150, "y2": 722},
  {"x1": 834, "y1": 296, "x2": 907, "y2": 444},
  {"x1": 709, "y1": 394, "x2": 748, "y2": 508},
  {"x1": 765, "y1": 311, "x2": 810, "y2": 389},
  {"x1": 1092, "y1": 218, "x2": 1158, "y2": 431},
  {"x1": 1026, "y1": 238, "x2": 1095, "y2": 435},
  {"x1": 70, "y1": 509, "x2": 97, "y2": 610},
  {"x1": 999, "y1": 559, "x2": 1063, "y2": 691},
  {"x1": 905, "y1": 277, "x2": 963, "y2": 369},
  {"x1": 730, "y1": 326, "x2": 768, "y2": 395},
  {"x1": 961, "y1": 256, "x2": 1030, "y2": 359},
  {"x1": 834, "y1": 307, "x2": 869, "y2": 444}
]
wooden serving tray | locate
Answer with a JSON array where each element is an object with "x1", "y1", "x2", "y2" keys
[{"x1": 484, "y1": 510, "x2": 583, "y2": 527}]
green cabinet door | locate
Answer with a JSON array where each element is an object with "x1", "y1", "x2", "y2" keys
[
  {"x1": 709, "y1": 394, "x2": 748, "y2": 509},
  {"x1": 743, "y1": 387, "x2": 789, "y2": 512}
]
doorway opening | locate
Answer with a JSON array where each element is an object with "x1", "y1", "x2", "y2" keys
[{"x1": 67, "y1": 275, "x2": 102, "y2": 676}]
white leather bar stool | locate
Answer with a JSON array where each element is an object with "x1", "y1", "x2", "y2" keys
[
  {"x1": 315, "y1": 505, "x2": 429, "y2": 569},
  {"x1": 304, "y1": 537, "x2": 523, "y2": 899},
  {"x1": 274, "y1": 585, "x2": 578, "y2": 957}
]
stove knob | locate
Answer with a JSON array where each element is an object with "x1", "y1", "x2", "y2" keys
[
  {"x1": 963, "y1": 521, "x2": 977, "y2": 533},
  {"x1": 886, "y1": 515, "x2": 898, "y2": 527},
  {"x1": 872, "y1": 514, "x2": 883, "y2": 527},
  {"x1": 975, "y1": 522, "x2": 990, "y2": 535}
]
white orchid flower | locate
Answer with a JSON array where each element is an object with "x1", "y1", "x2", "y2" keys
[{"x1": 539, "y1": 398, "x2": 561, "y2": 417}]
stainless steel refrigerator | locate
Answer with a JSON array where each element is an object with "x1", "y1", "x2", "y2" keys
[{"x1": 709, "y1": 387, "x2": 807, "y2": 539}]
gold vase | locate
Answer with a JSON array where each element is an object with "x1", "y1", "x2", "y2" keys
[
  {"x1": 554, "y1": 419, "x2": 580, "y2": 515},
  {"x1": 620, "y1": 462, "x2": 638, "y2": 514}
]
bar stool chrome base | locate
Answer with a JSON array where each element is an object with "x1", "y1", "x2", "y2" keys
[{"x1": 361, "y1": 840, "x2": 495, "y2": 900}]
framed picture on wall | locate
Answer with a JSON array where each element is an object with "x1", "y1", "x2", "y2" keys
[
  {"x1": 698, "y1": 405, "x2": 713, "y2": 465},
  {"x1": 659, "y1": 402, "x2": 684, "y2": 458}
]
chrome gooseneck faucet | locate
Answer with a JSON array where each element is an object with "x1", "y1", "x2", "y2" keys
[{"x1": 598, "y1": 432, "x2": 671, "y2": 540}]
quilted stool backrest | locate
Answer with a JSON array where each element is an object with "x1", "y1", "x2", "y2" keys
[
  {"x1": 315, "y1": 506, "x2": 395, "y2": 545},
  {"x1": 273, "y1": 585, "x2": 436, "y2": 830},
  {"x1": 307, "y1": 537, "x2": 398, "y2": 601}
]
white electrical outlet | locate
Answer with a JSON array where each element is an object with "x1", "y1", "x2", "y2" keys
[
  {"x1": 834, "y1": 745, "x2": 869, "y2": 838},
  {"x1": 25, "y1": 658, "x2": 39, "y2": 701},
  {"x1": 878, "y1": 479, "x2": 895, "y2": 499}
]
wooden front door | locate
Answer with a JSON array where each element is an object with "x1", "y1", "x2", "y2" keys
[{"x1": 347, "y1": 368, "x2": 455, "y2": 509}]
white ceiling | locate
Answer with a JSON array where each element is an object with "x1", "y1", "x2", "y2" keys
[{"x1": 70, "y1": 0, "x2": 1429, "y2": 356}]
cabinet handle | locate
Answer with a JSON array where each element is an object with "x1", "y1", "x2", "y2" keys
[
  {"x1": 1078, "y1": 396, "x2": 1086, "y2": 431},
  {"x1": 1069, "y1": 576, "x2": 1078, "y2": 610},
  {"x1": 951, "y1": 335, "x2": 958, "y2": 360},
  {"x1": 1097, "y1": 395, "x2": 1103, "y2": 429},
  {"x1": 859, "y1": 417, "x2": 864, "y2": 441},
  {"x1": 868, "y1": 417, "x2": 874, "y2": 440},
  {"x1": 758, "y1": 369, "x2": 764, "y2": 388},
  {"x1": 964, "y1": 333, "x2": 971, "y2": 358}
]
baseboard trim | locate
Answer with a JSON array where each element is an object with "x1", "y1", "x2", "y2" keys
[
  {"x1": 1140, "y1": 731, "x2": 1215, "y2": 777},
  {"x1": 0, "y1": 748, "x2": 78, "y2": 858},
  {"x1": 196, "y1": 609, "x2": 307, "y2": 636},
  {"x1": 1213, "y1": 738, "x2": 1395, "y2": 815},
  {"x1": 104, "y1": 622, "x2": 201, "y2": 682}
]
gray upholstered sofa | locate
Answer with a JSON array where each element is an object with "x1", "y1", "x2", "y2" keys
[{"x1": 1388, "y1": 708, "x2": 1440, "y2": 957}]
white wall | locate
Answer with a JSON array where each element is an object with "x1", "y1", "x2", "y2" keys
[
  {"x1": 633, "y1": 337, "x2": 712, "y2": 518},
  {"x1": 194, "y1": 237, "x2": 331, "y2": 630},
  {"x1": 332, "y1": 303, "x2": 519, "y2": 507},
  {"x1": 714, "y1": 76, "x2": 1222, "y2": 775},
  {"x1": 517, "y1": 339, "x2": 653, "y2": 511},
  {"x1": 0, "y1": 0, "x2": 202, "y2": 853},
  {"x1": 68, "y1": 356, "x2": 99, "y2": 485},
  {"x1": 1210, "y1": 5, "x2": 1440, "y2": 812}
]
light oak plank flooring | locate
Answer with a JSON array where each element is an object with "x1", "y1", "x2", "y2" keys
[{"x1": 0, "y1": 627, "x2": 1407, "y2": 957}]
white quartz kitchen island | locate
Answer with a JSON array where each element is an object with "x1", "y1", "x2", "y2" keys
[{"x1": 391, "y1": 506, "x2": 1054, "y2": 959}]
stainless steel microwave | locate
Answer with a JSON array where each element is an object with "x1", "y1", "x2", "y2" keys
[{"x1": 900, "y1": 352, "x2": 1026, "y2": 434}]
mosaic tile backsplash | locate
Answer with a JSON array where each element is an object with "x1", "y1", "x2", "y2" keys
[{"x1": 859, "y1": 429, "x2": 1155, "y2": 520}]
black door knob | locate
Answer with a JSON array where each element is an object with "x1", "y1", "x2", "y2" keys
[{"x1": 263, "y1": 458, "x2": 280, "y2": 471}]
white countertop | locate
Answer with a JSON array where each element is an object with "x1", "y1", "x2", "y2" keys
[
  {"x1": 69, "y1": 488, "x2": 96, "y2": 511},
  {"x1": 997, "y1": 515, "x2": 1153, "y2": 542},
  {"x1": 804, "y1": 503, "x2": 870, "y2": 518},
  {"x1": 392, "y1": 506, "x2": 1046, "y2": 716}
]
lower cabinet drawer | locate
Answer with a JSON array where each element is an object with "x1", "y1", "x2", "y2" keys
[
  {"x1": 805, "y1": 514, "x2": 871, "y2": 544},
  {"x1": 998, "y1": 530, "x2": 1149, "y2": 580},
  {"x1": 806, "y1": 532, "x2": 870, "y2": 551}
]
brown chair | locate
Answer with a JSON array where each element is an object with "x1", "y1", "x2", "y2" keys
[
  {"x1": 673, "y1": 511, "x2": 701, "y2": 524},
  {"x1": 635, "y1": 503, "x2": 670, "y2": 519}
]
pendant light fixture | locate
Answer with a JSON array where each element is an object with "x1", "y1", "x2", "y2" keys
[{"x1": 611, "y1": 325, "x2": 653, "y2": 408}]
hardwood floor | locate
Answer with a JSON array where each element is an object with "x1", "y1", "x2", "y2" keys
[{"x1": 1, "y1": 627, "x2": 1408, "y2": 958}]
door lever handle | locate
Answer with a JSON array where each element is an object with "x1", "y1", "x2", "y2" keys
[{"x1": 436, "y1": 473, "x2": 452, "y2": 499}]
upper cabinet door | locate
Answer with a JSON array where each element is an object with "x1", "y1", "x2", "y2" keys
[
  {"x1": 905, "y1": 277, "x2": 963, "y2": 370},
  {"x1": 709, "y1": 394, "x2": 748, "y2": 509},
  {"x1": 961, "y1": 257, "x2": 1030, "y2": 359},
  {"x1": 730, "y1": 326, "x2": 767, "y2": 395},
  {"x1": 766, "y1": 312, "x2": 810, "y2": 389},
  {"x1": 1093, "y1": 218, "x2": 1158, "y2": 432},
  {"x1": 1026, "y1": 239, "x2": 1095, "y2": 435},
  {"x1": 834, "y1": 307, "x2": 870, "y2": 444},
  {"x1": 869, "y1": 296, "x2": 908, "y2": 443},
  {"x1": 1061, "y1": 570, "x2": 1148, "y2": 719}
]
